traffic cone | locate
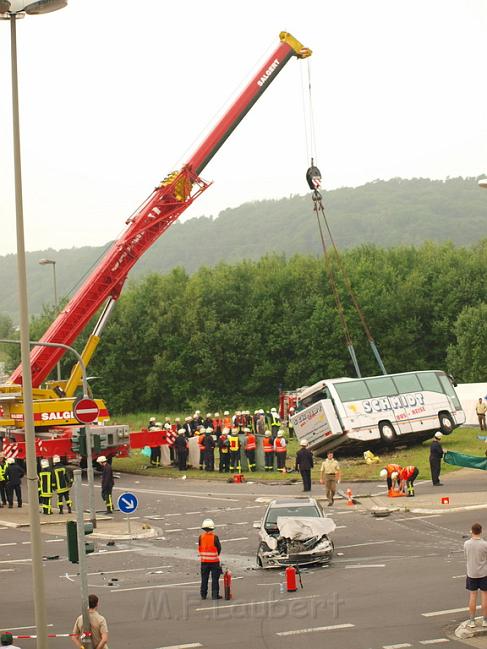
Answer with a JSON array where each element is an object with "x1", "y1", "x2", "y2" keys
[{"x1": 346, "y1": 488, "x2": 354, "y2": 506}]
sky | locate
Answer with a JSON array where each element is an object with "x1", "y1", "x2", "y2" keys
[{"x1": 0, "y1": 0, "x2": 486, "y2": 256}]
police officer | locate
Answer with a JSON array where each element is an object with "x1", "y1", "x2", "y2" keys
[
  {"x1": 97, "y1": 456, "x2": 114, "y2": 513},
  {"x1": 5, "y1": 457, "x2": 24, "y2": 508},
  {"x1": 430, "y1": 431, "x2": 444, "y2": 486},
  {"x1": 198, "y1": 518, "x2": 222, "y2": 600},
  {"x1": 38, "y1": 458, "x2": 54, "y2": 515},
  {"x1": 52, "y1": 455, "x2": 72, "y2": 514},
  {"x1": 0, "y1": 453, "x2": 7, "y2": 508}
]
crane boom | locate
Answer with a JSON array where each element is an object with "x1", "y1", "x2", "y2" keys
[{"x1": 9, "y1": 32, "x2": 311, "y2": 388}]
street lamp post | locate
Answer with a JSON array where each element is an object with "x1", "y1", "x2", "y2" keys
[
  {"x1": 39, "y1": 257, "x2": 61, "y2": 381},
  {"x1": 1, "y1": 2, "x2": 67, "y2": 649}
]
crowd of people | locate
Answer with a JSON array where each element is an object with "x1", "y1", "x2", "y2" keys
[{"x1": 146, "y1": 407, "x2": 294, "y2": 473}]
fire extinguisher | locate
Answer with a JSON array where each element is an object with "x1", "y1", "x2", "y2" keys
[
  {"x1": 285, "y1": 565, "x2": 297, "y2": 592},
  {"x1": 223, "y1": 568, "x2": 232, "y2": 600}
]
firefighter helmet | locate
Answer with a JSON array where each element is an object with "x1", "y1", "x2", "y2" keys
[
  {"x1": 380, "y1": 469, "x2": 388, "y2": 478},
  {"x1": 52, "y1": 455, "x2": 61, "y2": 464},
  {"x1": 40, "y1": 459, "x2": 50, "y2": 469},
  {"x1": 202, "y1": 518, "x2": 215, "y2": 530},
  {"x1": 300, "y1": 439, "x2": 309, "y2": 446},
  {"x1": 96, "y1": 455, "x2": 107, "y2": 464}
]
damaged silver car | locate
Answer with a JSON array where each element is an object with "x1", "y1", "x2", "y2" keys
[{"x1": 255, "y1": 497, "x2": 335, "y2": 568}]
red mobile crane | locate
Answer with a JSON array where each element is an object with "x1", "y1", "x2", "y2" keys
[{"x1": 0, "y1": 32, "x2": 311, "y2": 458}]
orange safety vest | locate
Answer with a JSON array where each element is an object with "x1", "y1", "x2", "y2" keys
[
  {"x1": 263, "y1": 437, "x2": 274, "y2": 453},
  {"x1": 274, "y1": 437, "x2": 286, "y2": 453},
  {"x1": 229, "y1": 435, "x2": 239, "y2": 451},
  {"x1": 386, "y1": 464, "x2": 401, "y2": 476},
  {"x1": 245, "y1": 434, "x2": 256, "y2": 451},
  {"x1": 223, "y1": 417, "x2": 232, "y2": 429},
  {"x1": 198, "y1": 435, "x2": 205, "y2": 451},
  {"x1": 198, "y1": 532, "x2": 219, "y2": 563}
]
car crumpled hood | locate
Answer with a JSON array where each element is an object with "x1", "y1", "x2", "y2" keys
[{"x1": 276, "y1": 516, "x2": 336, "y2": 540}]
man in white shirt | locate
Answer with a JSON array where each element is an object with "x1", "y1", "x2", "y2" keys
[{"x1": 464, "y1": 522, "x2": 487, "y2": 628}]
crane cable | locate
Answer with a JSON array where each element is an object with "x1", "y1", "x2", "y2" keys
[{"x1": 302, "y1": 63, "x2": 386, "y2": 376}]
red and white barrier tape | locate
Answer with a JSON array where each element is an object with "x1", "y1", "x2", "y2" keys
[{"x1": 10, "y1": 632, "x2": 91, "y2": 640}]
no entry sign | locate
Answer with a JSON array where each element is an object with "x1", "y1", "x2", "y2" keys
[{"x1": 73, "y1": 397, "x2": 100, "y2": 425}]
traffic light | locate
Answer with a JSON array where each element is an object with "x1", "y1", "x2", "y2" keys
[
  {"x1": 66, "y1": 520, "x2": 95, "y2": 563},
  {"x1": 93, "y1": 432, "x2": 108, "y2": 452},
  {"x1": 71, "y1": 429, "x2": 87, "y2": 456}
]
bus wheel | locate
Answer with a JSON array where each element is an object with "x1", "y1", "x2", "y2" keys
[
  {"x1": 438, "y1": 411, "x2": 454, "y2": 435},
  {"x1": 379, "y1": 421, "x2": 397, "y2": 445}
]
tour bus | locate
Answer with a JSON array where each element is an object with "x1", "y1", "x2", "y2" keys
[{"x1": 289, "y1": 370, "x2": 465, "y2": 455}]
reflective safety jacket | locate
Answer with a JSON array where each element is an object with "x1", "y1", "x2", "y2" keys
[
  {"x1": 274, "y1": 437, "x2": 287, "y2": 453},
  {"x1": 0, "y1": 461, "x2": 6, "y2": 482},
  {"x1": 198, "y1": 531, "x2": 221, "y2": 563},
  {"x1": 53, "y1": 465, "x2": 71, "y2": 493},
  {"x1": 229, "y1": 434, "x2": 240, "y2": 452},
  {"x1": 385, "y1": 464, "x2": 402, "y2": 476},
  {"x1": 218, "y1": 436, "x2": 230, "y2": 454},
  {"x1": 245, "y1": 434, "x2": 256, "y2": 451},
  {"x1": 39, "y1": 470, "x2": 54, "y2": 497},
  {"x1": 400, "y1": 465, "x2": 417, "y2": 481},
  {"x1": 263, "y1": 437, "x2": 274, "y2": 453},
  {"x1": 223, "y1": 416, "x2": 232, "y2": 429},
  {"x1": 197, "y1": 435, "x2": 205, "y2": 452}
]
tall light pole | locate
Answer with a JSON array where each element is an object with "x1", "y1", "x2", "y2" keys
[
  {"x1": 1, "y1": 2, "x2": 67, "y2": 649},
  {"x1": 38, "y1": 257, "x2": 61, "y2": 381}
]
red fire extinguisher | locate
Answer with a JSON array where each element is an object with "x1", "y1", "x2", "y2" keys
[
  {"x1": 285, "y1": 565, "x2": 297, "y2": 592},
  {"x1": 223, "y1": 568, "x2": 232, "y2": 600}
]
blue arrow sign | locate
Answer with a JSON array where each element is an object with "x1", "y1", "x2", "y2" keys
[{"x1": 117, "y1": 492, "x2": 138, "y2": 514}]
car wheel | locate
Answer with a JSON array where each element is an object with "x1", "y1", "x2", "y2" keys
[
  {"x1": 379, "y1": 421, "x2": 397, "y2": 445},
  {"x1": 438, "y1": 411, "x2": 454, "y2": 435}
]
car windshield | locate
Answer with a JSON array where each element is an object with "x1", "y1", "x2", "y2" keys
[{"x1": 265, "y1": 505, "x2": 320, "y2": 529}]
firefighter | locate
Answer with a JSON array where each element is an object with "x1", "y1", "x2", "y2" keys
[
  {"x1": 38, "y1": 458, "x2": 54, "y2": 515},
  {"x1": 97, "y1": 455, "x2": 114, "y2": 514},
  {"x1": 148, "y1": 416, "x2": 156, "y2": 428},
  {"x1": 193, "y1": 411, "x2": 203, "y2": 429},
  {"x1": 203, "y1": 413, "x2": 213, "y2": 429},
  {"x1": 175, "y1": 429, "x2": 189, "y2": 471},
  {"x1": 148, "y1": 421, "x2": 162, "y2": 467},
  {"x1": 399, "y1": 465, "x2": 419, "y2": 496},
  {"x1": 228, "y1": 428, "x2": 241, "y2": 472},
  {"x1": 379, "y1": 463, "x2": 403, "y2": 490},
  {"x1": 203, "y1": 428, "x2": 216, "y2": 471},
  {"x1": 244, "y1": 428, "x2": 257, "y2": 472},
  {"x1": 218, "y1": 429, "x2": 230, "y2": 473},
  {"x1": 263, "y1": 430, "x2": 274, "y2": 471},
  {"x1": 5, "y1": 457, "x2": 24, "y2": 508},
  {"x1": 223, "y1": 411, "x2": 232, "y2": 430},
  {"x1": 198, "y1": 518, "x2": 222, "y2": 600},
  {"x1": 0, "y1": 453, "x2": 7, "y2": 508},
  {"x1": 274, "y1": 429, "x2": 287, "y2": 472},
  {"x1": 197, "y1": 429, "x2": 205, "y2": 470},
  {"x1": 52, "y1": 454, "x2": 72, "y2": 514},
  {"x1": 213, "y1": 412, "x2": 223, "y2": 438},
  {"x1": 269, "y1": 407, "x2": 281, "y2": 439},
  {"x1": 183, "y1": 417, "x2": 193, "y2": 438}
]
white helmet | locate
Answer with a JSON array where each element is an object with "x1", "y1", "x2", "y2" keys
[
  {"x1": 40, "y1": 459, "x2": 50, "y2": 469},
  {"x1": 380, "y1": 469, "x2": 388, "y2": 478},
  {"x1": 271, "y1": 407, "x2": 277, "y2": 413},
  {"x1": 178, "y1": 428, "x2": 185, "y2": 435},
  {"x1": 6, "y1": 457, "x2": 15, "y2": 464},
  {"x1": 149, "y1": 417, "x2": 156, "y2": 422},
  {"x1": 300, "y1": 439, "x2": 309, "y2": 446},
  {"x1": 206, "y1": 413, "x2": 212, "y2": 418},
  {"x1": 96, "y1": 455, "x2": 107, "y2": 464},
  {"x1": 205, "y1": 427, "x2": 213, "y2": 433},
  {"x1": 391, "y1": 471, "x2": 399, "y2": 479},
  {"x1": 164, "y1": 423, "x2": 171, "y2": 429},
  {"x1": 52, "y1": 455, "x2": 61, "y2": 464},
  {"x1": 222, "y1": 427, "x2": 229, "y2": 434},
  {"x1": 277, "y1": 430, "x2": 283, "y2": 437},
  {"x1": 202, "y1": 518, "x2": 215, "y2": 530},
  {"x1": 264, "y1": 430, "x2": 272, "y2": 437},
  {"x1": 434, "y1": 431, "x2": 443, "y2": 439},
  {"x1": 214, "y1": 412, "x2": 220, "y2": 417},
  {"x1": 224, "y1": 411, "x2": 229, "y2": 416}
]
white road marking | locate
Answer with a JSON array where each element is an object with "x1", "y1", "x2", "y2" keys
[
  {"x1": 220, "y1": 537, "x2": 248, "y2": 542},
  {"x1": 419, "y1": 640, "x2": 450, "y2": 645},
  {"x1": 46, "y1": 538, "x2": 63, "y2": 543},
  {"x1": 185, "y1": 511, "x2": 201, "y2": 515},
  {"x1": 422, "y1": 605, "x2": 481, "y2": 617},
  {"x1": 232, "y1": 521, "x2": 249, "y2": 525},
  {"x1": 114, "y1": 576, "x2": 244, "y2": 594},
  {"x1": 66, "y1": 565, "x2": 172, "y2": 577},
  {"x1": 0, "y1": 568, "x2": 14, "y2": 572},
  {"x1": 165, "y1": 513, "x2": 182, "y2": 517},
  {"x1": 196, "y1": 594, "x2": 318, "y2": 612},
  {"x1": 225, "y1": 507, "x2": 242, "y2": 511},
  {"x1": 165, "y1": 529, "x2": 183, "y2": 533},
  {"x1": 246, "y1": 505, "x2": 264, "y2": 509},
  {"x1": 154, "y1": 644, "x2": 202, "y2": 649},
  {"x1": 277, "y1": 623, "x2": 355, "y2": 636},
  {"x1": 112, "y1": 485, "x2": 238, "y2": 502},
  {"x1": 93, "y1": 549, "x2": 134, "y2": 556},
  {"x1": 8, "y1": 624, "x2": 54, "y2": 631},
  {"x1": 335, "y1": 525, "x2": 347, "y2": 529},
  {"x1": 0, "y1": 558, "x2": 32, "y2": 564},
  {"x1": 395, "y1": 514, "x2": 441, "y2": 521},
  {"x1": 345, "y1": 564, "x2": 386, "y2": 569},
  {"x1": 452, "y1": 575, "x2": 465, "y2": 579},
  {"x1": 0, "y1": 542, "x2": 16, "y2": 546},
  {"x1": 383, "y1": 644, "x2": 412, "y2": 649},
  {"x1": 186, "y1": 527, "x2": 201, "y2": 530},
  {"x1": 339, "y1": 540, "x2": 395, "y2": 549}
]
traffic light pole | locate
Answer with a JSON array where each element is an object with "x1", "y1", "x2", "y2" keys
[
  {"x1": 73, "y1": 469, "x2": 92, "y2": 649},
  {"x1": 84, "y1": 427, "x2": 97, "y2": 529}
]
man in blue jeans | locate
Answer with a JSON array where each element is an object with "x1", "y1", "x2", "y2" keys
[{"x1": 464, "y1": 522, "x2": 487, "y2": 628}]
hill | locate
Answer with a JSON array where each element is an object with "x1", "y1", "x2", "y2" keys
[{"x1": 1, "y1": 176, "x2": 485, "y2": 322}]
